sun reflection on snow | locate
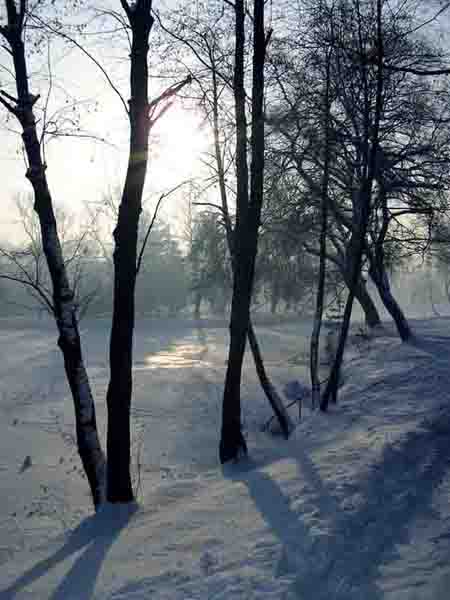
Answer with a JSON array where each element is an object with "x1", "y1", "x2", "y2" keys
[{"x1": 140, "y1": 341, "x2": 212, "y2": 370}]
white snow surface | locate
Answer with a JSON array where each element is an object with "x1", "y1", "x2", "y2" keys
[{"x1": 1, "y1": 315, "x2": 450, "y2": 599}]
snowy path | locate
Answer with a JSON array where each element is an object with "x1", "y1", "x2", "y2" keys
[{"x1": 1, "y1": 317, "x2": 450, "y2": 598}]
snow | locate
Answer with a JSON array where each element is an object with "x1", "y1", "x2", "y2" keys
[{"x1": 1, "y1": 315, "x2": 450, "y2": 599}]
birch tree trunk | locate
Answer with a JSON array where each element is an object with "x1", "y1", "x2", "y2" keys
[{"x1": 0, "y1": 2, "x2": 106, "y2": 507}]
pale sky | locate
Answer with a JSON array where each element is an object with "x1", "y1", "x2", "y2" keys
[
  {"x1": 0, "y1": 3, "x2": 211, "y2": 242},
  {"x1": 1, "y1": 0, "x2": 450, "y2": 244}
]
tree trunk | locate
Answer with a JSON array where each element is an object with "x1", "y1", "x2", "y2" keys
[
  {"x1": 310, "y1": 50, "x2": 331, "y2": 410},
  {"x1": 247, "y1": 322, "x2": 294, "y2": 436},
  {"x1": 354, "y1": 276, "x2": 381, "y2": 328},
  {"x1": 1, "y1": 10, "x2": 106, "y2": 508},
  {"x1": 342, "y1": 268, "x2": 381, "y2": 329},
  {"x1": 106, "y1": 5, "x2": 153, "y2": 502},
  {"x1": 220, "y1": 0, "x2": 267, "y2": 462},
  {"x1": 321, "y1": 0, "x2": 384, "y2": 411},
  {"x1": 368, "y1": 261, "x2": 411, "y2": 341},
  {"x1": 194, "y1": 291, "x2": 201, "y2": 319},
  {"x1": 210, "y1": 56, "x2": 293, "y2": 440}
]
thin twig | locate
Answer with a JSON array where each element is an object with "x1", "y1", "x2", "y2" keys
[{"x1": 136, "y1": 180, "x2": 192, "y2": 274}]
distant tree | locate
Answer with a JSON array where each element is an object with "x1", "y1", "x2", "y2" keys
[
  {"x1": 136, "y1": 218, "x2": 189, "y2": 316},
  {"x1": 0, "y1": 196, "x2": 101, "y2": 320},
  {"x1": 188, "y1": 211, "x2": 231, "y2": 318}
]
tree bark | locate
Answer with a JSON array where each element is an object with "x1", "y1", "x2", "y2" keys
[
  {"x1": 310, "y1": 50, "x2": 331, "y2": 410},
  {"x1": 0, "y1": 5, "x2": 106, "y2": 507},
  {"x1": 220, "y1": 0, "x2": 268, "y2": 462},
  {"x1": 210, "y1": 58, "x2": 294, "y2": 439},
  {"x1": 368, "y1": 260, "x2": 411, "y2": 341},
  {"x1": 321, "y1": 0, "x2": 385, "y2": 411},
  {"x1": 367, "y1": 186, "x2": 411, "y2": 341},
  {"x1": 106, "y1": 3, "x2": 153, "y2": 502},
  {"x1": 342, "y1": 269, "x2": 381, "y2": 329}
]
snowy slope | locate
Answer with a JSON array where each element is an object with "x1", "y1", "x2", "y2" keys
[{"x1": 0, "y1": 316, "x2": 450, "y2": 599}]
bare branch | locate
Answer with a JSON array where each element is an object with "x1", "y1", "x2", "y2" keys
[
  {"x1": 28, "y1": 13, "x2": 130, "y2": 116},
  {"x1": 148, "y1": 75, "x2": 192, "y2": 115},
  {"x1": 192, "y1": 201, "x2": 227, "y2": 215},
  {"x1": 383, "y1": 64, "x2": 450, "y2": 76},
  {"x1": 136, "y1": 180, "x2": 192, "y2": 275},
  {"x1": 0, "y1": 92, "x2": 17, "y2": 115}
]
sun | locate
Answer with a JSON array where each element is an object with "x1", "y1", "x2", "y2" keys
[{"x1": 150, "y1": 106, "x2": 211, "y2": 182}]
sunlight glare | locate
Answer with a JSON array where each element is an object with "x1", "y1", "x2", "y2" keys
[{"x1": 150, "y1": 106, "x2": 210, "y2": 181}]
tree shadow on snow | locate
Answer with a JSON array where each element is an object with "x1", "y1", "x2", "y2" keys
[
  {"x1": 0, "y1": 503, "x2": 137, "y2": 600},
  {"x1": 224, "y1": 411, "x2": 450, "y2": 600}
]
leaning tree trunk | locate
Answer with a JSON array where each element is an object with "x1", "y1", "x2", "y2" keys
[
  {"x1": 321, "y1": 0, "x2": 384, "y2": 411},
  {"x1": 368, "y1": 259, "x2": 411, "y2": 341},
  {"x1": 343, "y1": 268, "x2": 381, "y2": 329},
  {"x1": 220, "y1": 0, "x2": 267, "y2": 462},
  {"x1": 0, "y1": 5, "x2": 106, "y2": 507},
  {"x1": 367, "y1": 186, "x2": 412, "y2": 342},
  {"x1": 106, "y1": 3, "x2": 153, "y2": 502},
  {"x1": 211, "y1": 57, "x2": 293, "y2": 439}
]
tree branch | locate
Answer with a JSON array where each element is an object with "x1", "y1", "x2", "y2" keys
[
  {"x1": 28, "y1": 13, "x2": 130, "y2": 116},
  {"x1": 136, "y1": 180, "x2": 191, "y2": 275}
]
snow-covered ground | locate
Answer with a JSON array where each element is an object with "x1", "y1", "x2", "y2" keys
[{"x1": 1, "y1": 315, "x2": 450, "y2": 599}]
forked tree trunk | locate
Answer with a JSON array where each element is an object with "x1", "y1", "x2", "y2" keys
[
  {"x1": 210, "y1": 52, "x2": 293, "y2": 439},
  {"x1": 106, "y1": 2, "x2": 153, "y2": 502},
  {"x1": 220, "y1": 0, "x2": 268, "y2": 462},
  {"x1": 0, "y1": 5, "x2": 106, "y2": 507},
  {"x1": 321, "y1": 0, "x2": 384, "y2": 411}
]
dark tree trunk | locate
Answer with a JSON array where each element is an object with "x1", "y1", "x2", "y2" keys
[
  {"x1": 247, "y1": 322, "x2": 294, "y2": 436},
  {"x1": 106, "y1": 2, "x2": 153, "y2": 502},
  {"x1": 367, "y1": 184, "x2": 411, "y2": 341},
  {"x1": 368, "y1": 260, "x2": 411, "y2": 341},
  {"x1": 321, "y1": 0, "x2": 384, "y2": 411},
  {"x1": 354, "y1": 276, "x2": 381, "y2": 328},
  {"x1": 342, "y1": 268, "x2": 381, "y2": 329},
  {"x1": 0, "y1": 5, "x2": 106, "y2": 508},
  {"x1": 210, "y1": 60, "x2": 293, "y2": 440},
  {"x1": 310, "y1": 50, "x2": 331, "y2": 410},
  {"x1": 220, "y1": 0, "x2": 268, "y2": 462},
  {"x1": 194, "y1": 291, "x2": 201, "y2": 319}
]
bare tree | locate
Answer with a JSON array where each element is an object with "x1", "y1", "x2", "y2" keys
[
  {"x1": 219, "y1": 0, "x2": 270, "y2": 463},
  {"x1": 0, "y1": 0, "x2": 106, "y2": 507},
  {"x1": 321, "y1": 0, "x2": 385, "y2": 409},
  {"x1": 310, "y1": 47, "x2": 332, "y2": 410}
]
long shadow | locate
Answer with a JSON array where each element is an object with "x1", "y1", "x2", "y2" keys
[
  {"x1": 0, "y1": 503, "x2": 137, "y2": 600},
  {"x1": 411, "y1": 335, "x2": 450, "y2": 362},
  {"x1": 292, "y1": 412, "x2": 450, "y2": 599},
  {"x1": 224, "y1": 406, "x2": 450, "y2": 600}
]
